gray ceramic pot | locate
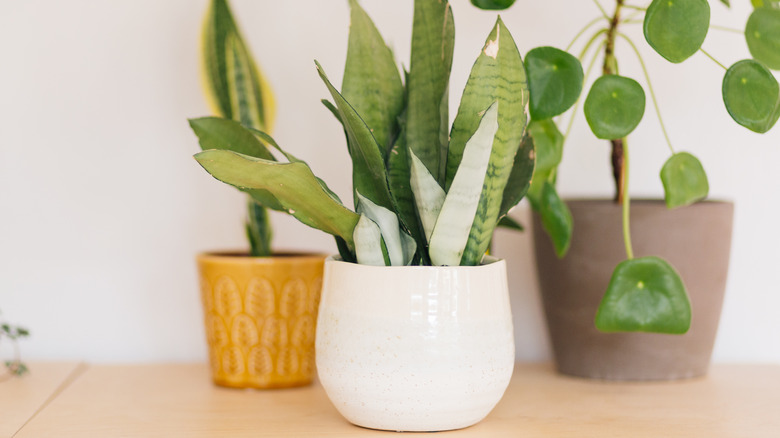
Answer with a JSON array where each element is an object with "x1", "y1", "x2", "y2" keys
[{"x1": 533, "y1": 200, "x2": 734, "y2": 381}]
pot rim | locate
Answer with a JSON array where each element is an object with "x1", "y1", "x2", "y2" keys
[
  {"x1": 325, "y1": 255, "x2": 504, "y2": 270},
  {"x1": 197, "y1": 250, "x2": 328, "y2": 264},
  {"x1": 560, "y1": 198, "x2": 734, "y2": 206}
]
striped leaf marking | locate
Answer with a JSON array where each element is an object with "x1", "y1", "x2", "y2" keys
[
  {"x1": 353, "y1": 214, "x2": 389, "y2": 266},
  {"x1": 429, "y1": 102, "x2": 499, "y2": 266},
  {"x1": 356, "y1": 191, "x2": 406, "y2": 266},
  {"x1": 409, "y1": 149, "x2": 446, "y2": 243}
]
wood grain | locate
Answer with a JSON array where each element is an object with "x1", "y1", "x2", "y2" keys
[
  {"x1": 13, "y1": 363, "x2": 780, "y2": 437},
  {"x1": 0, "y1": 362, "x2": 84, "y2": 438}
]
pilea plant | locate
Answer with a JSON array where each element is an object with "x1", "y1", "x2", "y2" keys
[
  {"x1": 191, "y1": 0, "x2": 534, "y2": 267},
  {"x1": 472, "y1": 0, "x2": 780, "y2": 333},
  {"x1": 0, "y1": 310, "x2": 29, "y2": 381},
  {"x1": 197, "y1": 0, "x2": 276, "y2": 256}
]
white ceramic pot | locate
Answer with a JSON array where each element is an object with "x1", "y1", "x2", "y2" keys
[{"x1": 315, "y1": 257, "x2": 514, "y2": 432}]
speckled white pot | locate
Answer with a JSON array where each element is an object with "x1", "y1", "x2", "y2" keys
[{"x1": 315, "y1": 256, "x2": 514, "y2": 432}]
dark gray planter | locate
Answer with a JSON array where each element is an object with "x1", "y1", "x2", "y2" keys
[{"x1": 533, "y1": 200, "x2": 734, "y2": 381}]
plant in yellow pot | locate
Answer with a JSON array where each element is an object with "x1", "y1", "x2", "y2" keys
[{"x1": 193, "y1": 0, "x2": 325, "y2": 389}]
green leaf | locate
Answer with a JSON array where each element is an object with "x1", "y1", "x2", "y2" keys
[
  {"x1": 246, "y1": 199, "x2": 272, "y2": 256},
  {"x1": 499, "y1": 132, "x2": 536, "y2": 219},
  {"x1": 189, "y1": 117, "x2": 274, "y2": 160},
  {"x1": 720, "y1": 0, "x2": 730, "y2": 7},
  {"x1": 342, "y1": 0, "x2": 404, "y2": 156},
  {"x1": 746, "y1": 8, "x2": 780, "y2": 70},
  {"x1": 353, "y1": 214, "x2": 388, "y2": 266},
  {"x1": 537, "y1": 182, "x2": 572, "y2": 258},
  {"x1": 751, "y1": 0, "x2": 780, "y2": 9},
  {"x1": 470, "y1": 0, "x2": 517, "y2": 10},
  {"x1": 584, "y1": 75, "x2": 646, "y2": 140},
  {"x1": 194, "y1": 149, "x2": 360, "y2": 250},
  {"x1": 410, "y1": 150, "x2": 446, "y2": 243},
  {"x1": 660, "y1": 152, "x2": 709, "y2": 209},
  {"x1": 497, "y1": 215, "x2": 524, "y2": 231},
  {"x1": 406, "y1": 0, "x2": 455, "y2": 184},
  {"x1": 201, "y1": 0, "x2": 274, "y2": 130},
  {"x1": 643, "y1": 0, "x2": 710, "y2": 63},
  {"x1": 315, "y1": 62, "x2": 395, "y2": 210},
  {"x1": 722, "y1": 59, "x2": 780, "y2": 133},
  {"x1": 356, "y1": 191, "x2": 407, "y2": 266},
  {"x1": 596, "y1": 256, "x2": 692, "y2": 334},
  {"x1": 430, "y1": 102, "x2": 499, "y2": 266},
  {"x1": 525, "y1": 47, "x2": 584, "y2": 120},
  {"x1": 527, "y1": 119, "x2": 562, "y2": 174},
  {"x1": 387, "y1": 128, "x2": 428, "y2": 262}
]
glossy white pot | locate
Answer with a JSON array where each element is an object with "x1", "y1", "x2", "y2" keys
[{"x1": 315, "y1": 257, "x2": 514, "y2": 432}]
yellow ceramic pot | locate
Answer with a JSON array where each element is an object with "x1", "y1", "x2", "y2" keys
[{"x1": 197, "y1": 252, "x2": 325, "y2": 389}]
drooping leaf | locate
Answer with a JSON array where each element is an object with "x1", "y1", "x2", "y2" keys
[
  {"x1": 194, "y1": 149, "x2": 360, "y2": 249},
  {"x1": 722, "y1": 59, "x2": 780, "y2": 133},
  {"x1": 536, "y1": 182, "x2": 572, "y2": 258},
  {"x1": 470, "y1": 0, "x2": 517, "y2": 10},
  {"x1": 342, "y1": 0, "x2": 405, "y2": 156},
  {"x1": 499, "y1": 132, "x2": 536, "y2": 219},
  {"x1": 497, "y1": 215, "x2": 524, "y2": 231},
  {"x1": 584, "y1": 75, "x2": 646, "y2": 140},
  {"x1": 316, "y1": 62, "x2": 395, "y2": 210},
  {"x1": 201, "y1": 0, "x2": 274, "y2": 130},
  {"x1": 596, "y1": 256, "x2": 692, "y2": 334},
  {"x1": 660, "y1": 152, "x2": 709, "y2": 209},
  {"x1": 406, "y1": 0, "x2": 455, "y2": 184},
  {"x1": 429, "y1": 102, "x2": 499, "y2": 266},
  {"x1": 644, "y1": 0, "x2": 710, "y2": 63},
  {"x1": 189, "y1": 117, "x2": 274, "y2": 160},
  {"x1": 355, "y1": 191, "x2": 407, "y2": 266},
  {"x1": 527, "y1": 119, "x2": 562, "y2": 174},
  {"x1": 409, "y1": 150, "x2": 446, "y2": 243},
  {"x1": 246, "y1": 199, "x2": 272, "y2": 256},
  {"x1": 525, "y1": 47, "x2": 584, "y2": 120},
  {"x1": 746, "y1": 8, "x2": 780, "y2": 70},
  {"x1": 353, "y1": 214, "x2": 388, "y2": 266}
]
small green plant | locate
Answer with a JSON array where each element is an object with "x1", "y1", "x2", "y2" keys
[
  {"x1": 198, "y1": 0, "x2": 276, "y2": 256},
  {"x1": 0, "y1": 310, "x2": 29, "y2": 381},
  {"x1": 473, "y1": 0, "x2": 780, "y2": 334},
  {"x1": 191, "y1": 0, "x2": 534, "y2": 267}
]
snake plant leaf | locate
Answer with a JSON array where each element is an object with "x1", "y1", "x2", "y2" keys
[
  {"x1": 470, "y1": 0, "x2": 516, "y2": 10},
  {"x1": 406, "y1": 0, "x2": 455, "y2": 184},
  {"x1": 355, "y1": 191, "x2": 406, "y2": 266},
  {"x1": 189, "y1": 117, "x2": 275, "y2": 160},
  {"x1": 429, "y1": 102, "x2": 499, "y2": 266},
  {"x1": 722, "y1": 59, "x2": 780, "y2": 133},
  {"x1": 316, "y1": 61, "x2": 395, "y2": 210},
  {"x1": 527, "y1": 119, "x2": 563, "y2": 174},
  {"x1": 353, "y1": 214, "x2": 389, "y2": 266},
  {"x1": 321, "y1": 99, "x2": 344, "y2": 126},
  {"x1": 194, "y1": 149, "x2": 360, "y2": 250},
  {"x1": 342, "y1": 0, "x2": 404, "y2": 156},
  {"x1": 746, "y1": 8, "x2": 780, "y2": 70},
  {"x1": 537, "y1": 181, "x2": 572, "y2": 258},
  {"x1": 643, "y1": 0, "x2": 710, "y2": 63},
  {"x1": 201, "y1": 0, "x2": 274, "y2": 130},
  {"x1": 409, "y1": 150, "x2": 446, "y2": 243},
  {"x1": 400, "y1": 231, "x2": 418, "y2": 266},
  {"x1": 246, "y1": 200, "x2": 272, "y2": 257},
  {"x1": 388, "y1": 131, "x2": 428, "y2": 261},
  {"x1": 596, "y1": 256, "x2": 692, "y2": 334},
  {"x1": 447, "y1": 18, "x2": 528, "y2": 190},
  {"x1": 525, "y1": 47, "x2": 584, "y2": 120},
  {"x1": 661, "y1": 152, "x2": 709, "y2": 209},
  {"x1": 497, "y1": 215, "x2": 524, "y2": 231},
  {"x1": 499, "y1": 132, "x2": 536, "y2": 219},
  {"x1": 584, "y1": 75, "x2": 646, "y2": 140}
]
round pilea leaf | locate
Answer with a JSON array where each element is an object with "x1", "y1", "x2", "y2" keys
[
  {"x1": 470, "y1": 0, "x2": 516, "y2": 10},
  {"x1": 723, "y1": 59, "x2": 780, "y2": 133},
  {"x1": 527, "y1": 119, "x2": 563, "y2": 174},
  {"x1": 525, "y1": 47, "x2": 584, "y2": 120},
  {"x1": 660, "y1": 152, "x2": 709, "y2": 209},
  {"x1": 644, "y1": 0, "x2": 710, "y2": 63},
  {"x1": 584, "y1": 75, "x2": 646, "y2": 140},
  {"x1": 595, "y1": 256, "x2": 691, "y2": 334},
  {"x1": 746, "y1": 8, "x2": 780, "y2": 70}
]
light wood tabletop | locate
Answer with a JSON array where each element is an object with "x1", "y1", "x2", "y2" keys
[{"x1": 4, "y1": 362, "x2": 779, "y2": 437}]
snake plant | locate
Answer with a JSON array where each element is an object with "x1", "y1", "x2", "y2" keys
[
  {"x1": 197, "y1": 0, "x2": 276, "y2": 257},
  {"x1": 473, "y1": 0, "x2": 780, "y2": 334},
  {"x1": 191, "y1": 0, "x2": 534, "y2": 267}
]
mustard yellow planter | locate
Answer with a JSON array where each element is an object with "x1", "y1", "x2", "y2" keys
[{"x1": 197, "y1": 252, "x2": 325, "y2": 389}]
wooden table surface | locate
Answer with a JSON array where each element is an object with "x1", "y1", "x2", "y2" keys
[{"x1": 3, "y1": 362, "x2": 778, "y2": 437}]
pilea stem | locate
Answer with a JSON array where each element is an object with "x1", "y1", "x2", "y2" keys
[
  {"x1": 700, "y1": 48, "x2": 729, "y2": 70},
  {"x1": 591, "y1": 0, "x2": 610, "y2": 19},
  {"x1": 563, "y1": 41, "x2": 608, "y2": 147},
  {"x1": 619, "y1": 32, "x2": 675, "y2": 155},
  {"x1": 604, "y1": 0, "x2": 626, "y2": 203},
  {"x1": 622, "y1": 140, "x2": 635, "y2": 260},
  {"x1": 710, "y1": 24, "x2": 743, "y2": 34},
  {"x1": 567, "y1": 16, "x2": 608, "y2": 52}
]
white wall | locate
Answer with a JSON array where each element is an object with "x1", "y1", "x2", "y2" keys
[{"x1": 1, "y1": 0, "x2": 778, "y2": 364}]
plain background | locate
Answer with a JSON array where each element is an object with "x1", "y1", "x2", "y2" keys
[{"x1": 1, "y1": 0, "x2": 778, "y2": 363}]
